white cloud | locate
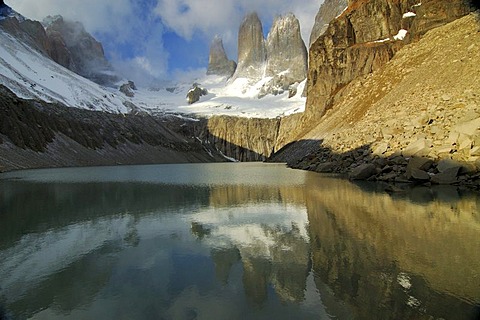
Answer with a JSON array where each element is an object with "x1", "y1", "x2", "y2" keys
[
  {"x1": 5, "y1": 0, "x2": 323, "y2": 82},
  {"x1": 154, "y1": 0, "x2": 322, "y2": 58},
  {"x1": 6, "y1": 0, "x2": 170, "y2": 84}
]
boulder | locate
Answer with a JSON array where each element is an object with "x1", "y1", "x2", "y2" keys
[
  {"x1": 431, "y1": 167, "x2": 460, "y2": 185},
  {"x1": 315, "y1": 162, "x2": 336, "y2": 173},
  {"x1": 409, "y1": 168, "x2": 431, "y2": 181},
  {"x1": 119, "y1": 81, "x2": 136, "y2": 97},
  {"x1": 187, "y1": 85, "x2": 208, "y2": 104},
  {"x1": 437, "y1": 159, "x2": 462, "y2": 173},
  {"x1": 402, "y1": 138, "x2": 432, "y2": 157},
  {"x1": 406, "y1": 157, "x2": 433, "y2": 179},
  {"x1": 349, "y1": 163, "x2": 377, "y2": 180}
]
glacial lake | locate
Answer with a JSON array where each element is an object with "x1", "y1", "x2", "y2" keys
[{"x1": 0, "y1": 163, "x2": 479, "y2": 320}]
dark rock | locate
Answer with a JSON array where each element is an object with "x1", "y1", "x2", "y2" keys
[
  {"x1": 119, "y1": 81, "x2": 136, "y2": 97},
  {"x1": 315, "y1": 162, "x2": 336, "y2": 172},
  {"x1": 406, "y1": 157, "x2": 434, "y2": 179},
  {"x1": 437, "y1": 159, "x2": 462, "y2": 173},
  {"x1": 431, "y1": 167, "x2": 460, "y2": 185},
  {"x1": 349, "y1": 163, "x2": 377, "y2": 180},
  {"x1": 43, "y1": 15, "x2": 119, "y2": 86},
  {"x1": 409, "y1": 168, "x2": 431, "y2": 181}
]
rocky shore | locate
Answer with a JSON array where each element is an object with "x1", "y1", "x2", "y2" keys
[{"x1": 275, "y1": 12, "x2": 480, "y2": 190}]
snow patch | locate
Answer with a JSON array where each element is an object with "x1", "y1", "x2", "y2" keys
[
  {"x1": 393, "y1": 29, "x2": 408, "y2": 41},
  {"x1": 403, "y1": 12, "x2": 417, "y2": 18}
]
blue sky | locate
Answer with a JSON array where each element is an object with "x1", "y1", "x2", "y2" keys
[{"x1": 6, "y1": 0, "x2": 321, "y2": 83}]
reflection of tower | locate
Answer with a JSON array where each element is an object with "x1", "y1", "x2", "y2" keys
[
  {"x1": 211, "y1": 248, "x2": 241, "y2": 285},
  {"x1": 242, "y1": 256, "x2": 271, "y2": 307},
  {"x1": 270, "y1": 224, "x2": 311, "y2": 303}
]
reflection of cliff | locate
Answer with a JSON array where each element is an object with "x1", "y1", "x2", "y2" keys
[
  {"x1": 305, "y1": 176, "x2": 480, "y2": 319},
  {"x1": 195, "y1": 207, "x2": 311, "y2": 306}
]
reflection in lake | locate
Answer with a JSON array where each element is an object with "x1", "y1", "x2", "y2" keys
[{"x1": 0, "y1": 163, "x2": 478, "y2": 319}]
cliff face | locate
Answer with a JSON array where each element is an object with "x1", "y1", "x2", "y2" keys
[
  {"x1": 305, "y1": 0, "x2": 472, "y2": 121},
  {"x1": 259, "y1": 14, "x2": 308, "y2": 98},
  {"x1": 265, "y1": 13, "x2": 307, "y2": 82},
  {"x1": 43, "y1": 15, "x2": 118, "y2": 86},
  {"x1": 206, "y1": 36, "x2": 237, "y2": 78},
  {"x1": 273, "y1": 12, "x2": 480, "y2": 187},
  {"x1": 232, "y1": 12, "x2": 267, "y2": 80},
  {"x1": 0, "y1": 85, "x2": 225, "y2": 172},
  {"x1": 309, "y1": 0, "x2": 348, "y2": 47},
  {"x1": 201, "y1": 116, "x2": 281, "y2": 162}
]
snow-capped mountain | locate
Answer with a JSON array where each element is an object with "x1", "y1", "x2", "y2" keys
[{"x1": 0, "y1": 4, "x2": 306, "y2": 119}]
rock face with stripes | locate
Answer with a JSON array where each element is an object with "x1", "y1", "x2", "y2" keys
[{"x1": 232, "y1": 12, "x2": 267, "y2": 80}]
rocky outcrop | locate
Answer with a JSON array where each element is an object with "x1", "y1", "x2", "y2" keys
[
  {"x1": 43, "y1": 15, "x2": 118, "y2": 86},
  {"x1": 265, "y1": 13, "x2": 307, "y2": 81},
  {"x1": 119, "y1": 81, "x2": 137, "y2": 97},
  {"x1": 309, "y1": 0, "x2": 348, "y2": 46},
  {"x1": 200, "y1": 116, "x2": 281, "y2": 162},
  {"x1": 304, "y1": 0, "x2": 472, "y2": 121},
  {"x1": 207, "y1": 36, "x2": 237, "y2": 78},
  {"x1": 258, "y1": 14, "x2": 308, "y2": 98},
  {"x1": 186, "y1": 84, "x2": 208, "y2": 104},
  {"x1": 273, "y1": 12, "x2": 480, "y2": 188},
  {"x1": 232, "y1": 12, "x2": 266, "y2": 80}
]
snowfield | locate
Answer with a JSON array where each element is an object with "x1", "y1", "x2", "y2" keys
[{"x1": 0, "y1": 28, "x2": 306, "y2": 119}]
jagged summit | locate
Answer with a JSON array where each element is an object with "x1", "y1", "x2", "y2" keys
[
  {"x1": 232, "y1": 12, "x2": 266, "y2": 80},
  {"x1": 43, "y1": 15, "x2": 118, "y2": 86},
  {"x1": 227, "y1": 11, "x2": 308, "y2": 98},
  {"x1": 207, "y1": 35, "x2": 237, "y2": 78},
  {"x1": 261, "y1": 13, "x2": 308, "y2": 97}
]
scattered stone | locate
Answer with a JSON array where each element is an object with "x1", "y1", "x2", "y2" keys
[
  {"x1": 431, "y1": 167, "x2": 460, "y2": 185},
  {"x1": 349, "y1": 163, "x2": 377, "y2": 180},
  {"x1": 453, "y1": 117, "x2": 480, "y2": 136},
  {"x1": 373, "y1": 142, "x2": 389, "y2": 155},
  {"x1": 402, "y1": 138, "x2": 432, "y2": 157},
  {"x1": 406, "y1": 157, "x2": 433, "y2": 179},
  {"x1": 437, "y1": 158, "x2": 462, "y2": 173},
  {"x1": 315, "y1": 162, "x2": 336, "y2": 173},
  {"x1": 410, "y1": 168, "x2": 431, "y2": 181}
]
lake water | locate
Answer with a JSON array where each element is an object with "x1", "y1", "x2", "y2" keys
[{"x1": 0, "y1": 163, "x2": 479, "y2": 320}]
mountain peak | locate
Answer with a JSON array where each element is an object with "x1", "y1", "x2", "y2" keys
[
  {"x1": 0, "y1": 1, "x2": 25, "y2": 22},
  {"x1": 207, "y1": 36, "x2": 237, "y2": 77}
]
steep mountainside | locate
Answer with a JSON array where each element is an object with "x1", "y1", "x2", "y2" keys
[
  {"x1": 43, "y1": 15, "x2": 118, "y2": 86},
  {"x1": 272, "y1": 11, "x2": 480, "y2": 187}
]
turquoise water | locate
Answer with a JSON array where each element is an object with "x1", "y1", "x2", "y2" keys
[{"x1": 0, "y1": 163, "x2": 478, "y2": 319}]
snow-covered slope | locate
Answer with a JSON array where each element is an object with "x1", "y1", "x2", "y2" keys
[
  {"x1": 0, "y1": 29, "x2": 129, "y2": 113},
  {"x1": 0, "y1": 26, "x2": 306, "y2": 118}
]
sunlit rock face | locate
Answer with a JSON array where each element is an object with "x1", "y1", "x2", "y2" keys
[
  {"x1": 259, "y1": 13, "x2": 308, "y2": 98},
  {"x1": 232, "y1": 12, "x2": 267, "y2": 80},
  {"x1": 207, "y1": 36, "x2": 237, "y2": 78}
]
